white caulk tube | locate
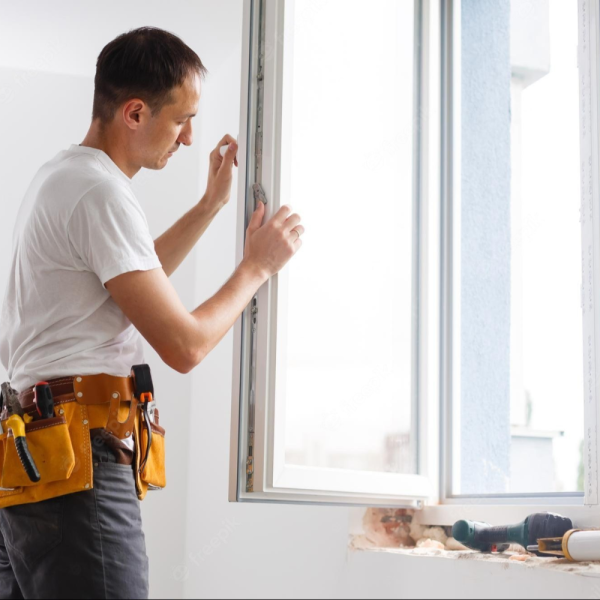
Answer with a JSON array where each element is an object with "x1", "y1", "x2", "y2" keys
[{"x1": 564, "y1": 530, "x2": 600, "y2": 562}]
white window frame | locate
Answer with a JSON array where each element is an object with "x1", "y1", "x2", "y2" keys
[
  {"x1": 229, "y1": 0, "x2": 600, "y2": 526},
  {"x1": 229, "y1": 0, "x2": 439, "y2": 507},
  {"x1": 421, "y1": 0, "x2": 600, "y2": 527}
]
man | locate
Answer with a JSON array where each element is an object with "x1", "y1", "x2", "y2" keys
[{"x1": 0, "y1": 26, "x2": 303, "y2": 598}]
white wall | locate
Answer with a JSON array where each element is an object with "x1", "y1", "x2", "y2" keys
[
  {"x1": 0, "y1": 2, "x2": 234, "y2": 598},
  {"x1": 0, "y1": 1, "x2": 597, "y2": 598}
]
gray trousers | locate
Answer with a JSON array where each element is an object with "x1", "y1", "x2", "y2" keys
[{"x1": 0, "y1": 435, "x2": 149, "y2": 599}]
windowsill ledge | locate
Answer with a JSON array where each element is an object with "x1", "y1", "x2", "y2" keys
[{"x1": 349, "y1": 535, "x2": 600, "y2": 577}]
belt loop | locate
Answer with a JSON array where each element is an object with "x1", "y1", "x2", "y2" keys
[{"x1": 105, "y1": 391, "x2": 138, "y2": 441}]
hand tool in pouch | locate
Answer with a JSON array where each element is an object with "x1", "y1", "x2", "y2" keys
[
  {"x1": 1, "y1": 382, "x2": 41, "y2": 483},
  {"x1": 1, "y1": 382, "x2": 24, "y2": 424},
  {"x1": 0, "y1": 383, "x2": 6, "y2": 433},
  {"x1": 6, "y1": 414, "x2": 40, "y2": 483},
  {"x1": 33, "y1": 382, "x2": 54, "y2": 419},
  {"x1": 452, "y1": 513, "x2": 573, "y2": 555},
  {"x1": 131, "y1": 364, "x2": 155, "y2": 475}
]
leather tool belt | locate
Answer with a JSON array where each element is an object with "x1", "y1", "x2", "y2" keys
[{"x1": 0, "y1": 370, "x2": 166, "y2": 509}]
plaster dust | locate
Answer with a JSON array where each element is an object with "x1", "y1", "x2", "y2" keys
[
  {"x1": 349, "y1": 535, "x2": 600, "y2": 578},
  {"x1": 356, "y1": 508, "x2": 600, "y2": 577}
]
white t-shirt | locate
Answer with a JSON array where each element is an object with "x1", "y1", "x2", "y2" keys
[{"x1": 0, "y1": 144, "x2": 162, "y2": 447}]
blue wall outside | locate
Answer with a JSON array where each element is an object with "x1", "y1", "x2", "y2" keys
[{"x1": 460, "y1": 0, "x2": 512, "y2": 494}]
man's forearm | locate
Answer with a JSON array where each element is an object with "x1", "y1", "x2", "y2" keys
[
  {"x1": 191, "y1": 260, "x2": 268, "y2": 364},
  {"x1": 154, "y1": 195, "x2": 221, "y2": 277}
]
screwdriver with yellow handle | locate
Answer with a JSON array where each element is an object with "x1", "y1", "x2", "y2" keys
[{"x1": 6, "y1": 414, "x2": 40, "y2": 483}]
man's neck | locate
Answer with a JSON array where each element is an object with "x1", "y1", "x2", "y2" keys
[{"x1": 80, "y1": 123, "x2": 141, "y2": 179}]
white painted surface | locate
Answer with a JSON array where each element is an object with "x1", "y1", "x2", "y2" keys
[{"x1": 0, "y1": 1, "x2": 598, "y2": 598}]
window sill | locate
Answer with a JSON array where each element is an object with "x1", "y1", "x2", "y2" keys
[{"x1": 349, "y1": 535, "x2": 600, "y2": 578}]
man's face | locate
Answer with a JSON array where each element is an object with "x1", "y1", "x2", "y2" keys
[{"x1": 139, "y1": 72, "x2": 201, "y2": 170}]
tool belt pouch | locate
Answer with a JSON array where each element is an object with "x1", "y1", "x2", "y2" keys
[
  {"x1": 0, "y1": 372, "x2": 166, "y2": 506},
  {"x1": 0, "y1": 415, "x2": 75, "y2": 489},
  {"x1": 134, "y1": 407, "x2": 166, "y2": 499}
]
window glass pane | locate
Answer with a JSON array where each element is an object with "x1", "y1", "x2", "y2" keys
[
  {"x1": 456, "y1": 0, "x2": 583, "y2": 495},
  {"x1": 280, "y1": 0, "x2": 416, "y2": 474}
]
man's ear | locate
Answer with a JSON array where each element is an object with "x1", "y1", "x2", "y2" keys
[{"x1": 122, "y1": 99, "x2": 146, "y2": 129}]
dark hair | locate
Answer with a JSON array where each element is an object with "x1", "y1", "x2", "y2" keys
[{"x1": 92, "y1": 26, "x2": 207, "y2": 125}]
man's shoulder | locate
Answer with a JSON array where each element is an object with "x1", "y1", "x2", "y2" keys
[
  {"x1": 69, "y1": 177, "x2": 145, "y2": 228},
  {"x1": 47, "y1": 153, "x2": 128, "y2": 194},
  {"x1": 40, "y1": 158, "x2": 135, "y2": 216}
]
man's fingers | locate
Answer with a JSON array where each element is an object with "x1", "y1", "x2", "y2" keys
[
  {"x1": 219, "y1": 143, "x2": 239, "y2": 167},
  {"x1": 283, "y1": 213, "x2": 302, "y2": 232},
  {"x1": 219, "y1": 141, "x2": 238, "y2": 170},
  {"x1": 248, "y1": 201, "x2": 265, "y2": 229},
  {"x1": 212, "y1": 134, "x2": 237, "y2": 158},
  {"x1": 272, "y1": 204, "x2": 293, "y2": 226}
]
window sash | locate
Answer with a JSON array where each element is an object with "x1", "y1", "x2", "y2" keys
[{"x1": 229, "y1": 0, "x2": 441, "y2": 506}]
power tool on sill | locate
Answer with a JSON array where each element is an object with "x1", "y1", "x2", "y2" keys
[{"x1": 452, "y1": 513, "x2": 573, "y2": 556}]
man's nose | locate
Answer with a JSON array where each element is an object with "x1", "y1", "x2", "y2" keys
[{"x1": 178, "y1": 121, "x2": 193, "y2": 146}]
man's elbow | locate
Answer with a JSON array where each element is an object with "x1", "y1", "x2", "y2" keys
[{"x1": 163, "y1": 346, "x2": 205, "y2": 374}]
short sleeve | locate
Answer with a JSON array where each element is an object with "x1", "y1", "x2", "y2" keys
[{"x1": 67, "y1": 180, "x2": 162, "y2": 287}]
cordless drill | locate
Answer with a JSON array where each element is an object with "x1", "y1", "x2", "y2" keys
[{"x1": 453, "y1": 513, "x2": 573, "y2": 555}]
